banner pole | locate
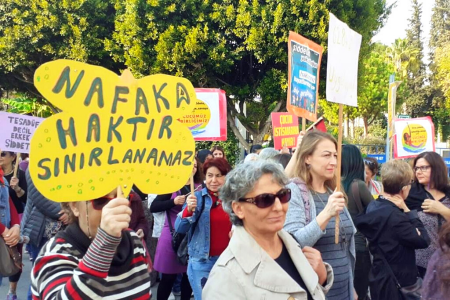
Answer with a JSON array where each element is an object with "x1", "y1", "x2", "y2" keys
[{"x1": 335, "y1": 104, "x2": 344, "y2": 244}]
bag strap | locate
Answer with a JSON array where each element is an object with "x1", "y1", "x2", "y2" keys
[{"x1": 352, "y1": 180, "x2": 364, "y2": 214}]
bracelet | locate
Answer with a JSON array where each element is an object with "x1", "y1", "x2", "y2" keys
[{"x1": 13, "y1": 224, "x2": 20, "y2": 228}]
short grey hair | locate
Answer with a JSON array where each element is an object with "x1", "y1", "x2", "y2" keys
[
  {"x1": 258, "y1": 147, "x2": 279, "y2": 160},
  {"x1": 220, "y1": 160, "x2": 289, "y2": 226}
]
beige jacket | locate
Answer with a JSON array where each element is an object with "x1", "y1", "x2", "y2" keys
[{"x1": 203, "y1": 226, "x2": 334, "y2": 300}]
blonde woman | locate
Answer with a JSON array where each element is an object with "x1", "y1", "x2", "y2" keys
[{"x1": 284, "y1": 131, "x2": 357, "y2": 300}]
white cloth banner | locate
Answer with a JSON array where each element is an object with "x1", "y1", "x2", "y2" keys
[{"x1": 326, "y1": 13, "x2": 362, "y2": 107}]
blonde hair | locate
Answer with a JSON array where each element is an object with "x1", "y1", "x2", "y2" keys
[
  {"x1": 381, "y1": 159, "x2": 413, "y2": 194},
  {"x1": 293, "y1": 131, "x2": 337, "y2": 191}
]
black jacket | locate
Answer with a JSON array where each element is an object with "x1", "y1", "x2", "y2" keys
[{"x1": 354, "y1": 196, "x2": 430, "y2": 300}]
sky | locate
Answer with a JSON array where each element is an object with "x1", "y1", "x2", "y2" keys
[{"x1": 373, "y1": 0, "x2": 434, "y2": 60}]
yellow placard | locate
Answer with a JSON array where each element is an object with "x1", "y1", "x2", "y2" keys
[
  {"x1": 30, "y1": 59, "x2": 197, "y2": 202},
  {"x1": 178, "y1": 99, "x2": 211, "y2": 135}
]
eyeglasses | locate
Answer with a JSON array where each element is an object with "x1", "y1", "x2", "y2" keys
[
  {"x1": 0, "y1": 152, "x2": 7, "y2": 157},
  {"x1": 363, "y1": 159, "x2": 375, "y2": 167},
  {"x1": 239, "y1": 188, "x2": 291, "y2": 208},
  {"x1": 414, "y1": 166, "x2": 431, "y2": 173},
  {"x1": 90, "y1": 196, "x2": 115, "y2": 210}
]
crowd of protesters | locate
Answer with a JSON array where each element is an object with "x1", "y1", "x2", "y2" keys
[{"x1": 1, "y1": 132, "x2": 450, "y2": 300}]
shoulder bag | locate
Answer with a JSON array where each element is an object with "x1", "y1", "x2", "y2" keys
[
  {"x1": 375, "y1": 245, "x2": 422, "y2": 300},
  {"x1": 0, "y1": 237, "x2": 22, "y2": 277},
  {"x1": 167, "y1": 193, "x2": 206, "y2": 266}
]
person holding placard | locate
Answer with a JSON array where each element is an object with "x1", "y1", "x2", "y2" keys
[
  {"x1": 175, "y1": 158, "x2": 232, "y2": 300},
  {"x1": 405, "y1": 152, "x2": 450, "y2": 278},
  {"x1": 150, "y1": 158, "x2": 203, "y2": 300},
  {"x1": 31, "y1": 190, "x2": 152, "y2": 299},
  {"x1": 284, "y1": 131, "x2": 357, "y2": 300}
]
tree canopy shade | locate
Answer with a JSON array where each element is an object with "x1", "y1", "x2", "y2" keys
[{"x1": 0, "y1": 0, "x2": 391, "y2": 150}]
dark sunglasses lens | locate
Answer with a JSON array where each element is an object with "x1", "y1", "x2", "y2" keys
[
  {"x1": 92, "y1": 198, "x2": 109, "y2": 209},
  {"x1": 254, "y1": 194, "x2": 276, "y2": 208},
  {"x1": 0, "y1": 152, "x2": 6, "y2": 157},
  {"x1": 278, "y1": 189, "x2": 291, "y2": 203}
]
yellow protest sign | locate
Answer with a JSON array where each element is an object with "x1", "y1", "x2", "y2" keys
[{"x1": 30, "y1": 59, "x2": 197, "y2": 202}]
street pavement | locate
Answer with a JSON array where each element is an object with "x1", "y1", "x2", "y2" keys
[{"x1": 0, "y1": 251, "x2": 185, "y2": 299}]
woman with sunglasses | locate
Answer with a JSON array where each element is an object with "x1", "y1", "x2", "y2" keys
[
  {"x1": 364, "y1": 157, "x2": 383, "y2": 196},
  {"x1": 150, "y1": 158, "x2": 203, "y2": 300},
  {"x1": 203, "y1": 161, "x2": 333, "y2": 299},
  {"x1": 405, "y1": 151, "x2": 450, "y2": 278},
  {"x1": 175, "y1": 158, "x2": 232, "y2": 300},
  {"x1": 31, "y1": 190, "x2": 152, "y2": 299},
  {"x1": 354, "y1": 159, "x2": 430, "y2": 300},
  {"x1": 284, "y1": 131, "x2": 357, "y2": 300}
]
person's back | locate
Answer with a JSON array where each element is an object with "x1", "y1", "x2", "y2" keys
[{"x1": 356, "y1": 197, "x2": 429, "y2": 299}]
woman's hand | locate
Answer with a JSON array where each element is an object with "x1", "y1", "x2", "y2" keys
[
  {"x1": 10, "y1": 176, "x2": 19, "y2": 191},
  {"x1": 302, "y1": 246, "x2": 327, "y2": 285},
  {"x1": 100, "y1": 198, "x2": 132, "y2": 238},
  {"x1": 295, "y1": 131, "x2": 305, "y2": 150},
  {"x1": 174, "y1": 195, "x2": 187, "y2": 206},
  {"x1": 422, "y1": 199, "x2": 447, "y2": 215},
  {"x1": 186, "y1": 195, "x2": 197, "y2": 212},
  {"x1": 3, "y1": 226, "x2": 20, "y2": 246},
  {"x1": 58, "y1": 210, "x2": 69, "y2": 225},
  {"x1": 324, "y1": 191, "x2": 346, "y2": 219}
]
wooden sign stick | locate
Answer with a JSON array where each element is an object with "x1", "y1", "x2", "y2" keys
[
  {"x1": 302, "y1": 118, "x2": 306, "y2": 132},
  {"x1": 190, "y1": 175, "x2": 195, "y2": 212},
  {"x1": 13, "y1": 155, "x2": 20, "y2": 178},
  {"x1": 335, "y1": 104, "x2": 344, "y2": 244},
  {"x1": 117, "y1": 185, "x2": 123, "y2": 198}
]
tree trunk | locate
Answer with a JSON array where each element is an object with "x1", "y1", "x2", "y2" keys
[
  {"x1": 363, "y1": 117, "x2": 369, "y2": 137},
  {"x1": 227, "y1": 111, "x2": 250, "y2": 152}
]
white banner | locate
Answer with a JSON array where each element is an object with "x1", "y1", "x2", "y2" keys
[{"x1": 326, "y1": 13, "x2": 362, "y2": 107}]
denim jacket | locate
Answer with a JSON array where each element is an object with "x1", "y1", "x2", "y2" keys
[
  {"x1": 175, "y1": 188, "x2": 213, "y2": 261},
  {"x1": 0, "y1": 178, "x2": 11, "y2": 229}
]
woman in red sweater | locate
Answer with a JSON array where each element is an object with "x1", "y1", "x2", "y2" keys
[{"x1": 175, "y1": 158, "x2": 232, "y2": 300}]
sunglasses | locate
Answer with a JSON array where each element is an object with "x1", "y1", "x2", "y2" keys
[
  {"x1": 363, "y1": 159, "x2": 375, "y2": 166},
  {"x1": 1, "y1": 152, "x2": 7, "y2": 157},
  {"x1": 90, "y1": 196, "x2": 115, "y2": 210},
  {"x1": 239, "y1": 188, "x2": 291, "y2": 209}
]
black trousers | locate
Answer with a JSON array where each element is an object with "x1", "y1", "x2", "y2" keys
[
  {"x1": 354, "y1": 248, "x2": 372, "y2": 300},
  {"x1": 157, "y1": 272, "x2": 192, "y2": 300}
]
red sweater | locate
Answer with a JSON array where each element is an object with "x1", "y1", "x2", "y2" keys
[
  {"x1": 182, "y1": 191, "x2": 231, "y2": 257},
  {"x1": 0, "y1": 197, "x2": 20, "y2": 234}
]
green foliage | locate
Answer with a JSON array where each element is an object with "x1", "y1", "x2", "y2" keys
[
  {"x1": 195, "y1": 124, "x2": 240, "y2": 167},
  {"x1": 1, "y1": 95, "x2": 53, "y2": 117}
]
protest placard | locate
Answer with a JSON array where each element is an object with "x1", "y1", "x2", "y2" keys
[
  {"x1": 287, "y1": 32, "x2": 323, "y2": 123},
  {"x1": 271, "y1": 113, "x2": 299, "y2": 150},
  {"x1": 30, "y1": 59, "x2": 197, "y2": 202},
  {"x1": 326, "y1": 13, "x2": 362, "y2": 243},
  {"x1": 184, "y1": 88, "x2": 227, "y2": 141},
  {"x1": 326, "y1": 13, "x2": 362, "y2": 107},
  {"x1": 393, "y1": 117, "x2": 435, "y2": 159},
  {"x1": 0, "y1": 112, "x2": 44, "y2": 153}
]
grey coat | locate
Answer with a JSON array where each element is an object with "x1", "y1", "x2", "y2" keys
[
  {"x1": 284, "y1": 181, "x2": 357, "y2": 300},
  {"x1": 20, "y1": 169, "x2": 62, "y2": 247}
]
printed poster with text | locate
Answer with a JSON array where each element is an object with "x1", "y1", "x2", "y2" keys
[
  {"x1": 326, "y1": 13, "x2": 362, "y2": 107},
  {"x1": 271, "y1": 112, "x2": 299, "y2": 150},
  {"x1": 0, "y1": 112, "x2": 44, "y2": 153},
  {"x1": 179, "y1": 89, "x2": 227, "y2": 141},
  {"x1": 393, "y1": 117, "x2": 435, "y2": 159},
  {"x1": 287, "y1": 32, "x2": 323, "y2": 122}
]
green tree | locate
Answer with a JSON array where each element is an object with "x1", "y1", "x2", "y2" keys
[{"x1": 0, "y1": 0, "x2": 391, "y2": 150}]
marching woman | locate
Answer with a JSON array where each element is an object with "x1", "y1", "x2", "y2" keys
[
  {"x1": 284, "y1": 131, "x2": 357, "y2": 300},
  {"x1": 175, "y1": 158, "x2": 232, "y2": 300},
  {"x1": 31, "y1": 189, "x2": 151, "y2": 299},
  {"x1": 150, "y1": 158, "x2": 203, "y2": 300},
  {"x1": 405, "y1": 152, "x2": 450, "y2": 278}
]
